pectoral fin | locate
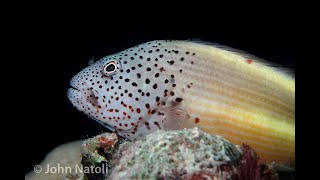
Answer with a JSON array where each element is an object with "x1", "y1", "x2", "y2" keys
[{"x1": 160, "y1": 106, "x2": 195, "y2": 131}]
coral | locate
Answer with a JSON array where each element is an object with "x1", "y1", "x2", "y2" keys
[
  {"x1": 81, "y1": 133, "x2": 124, "y2": 180},
  {"x1": 77, "y1": 128, "x2": 279, "y2": 179},
  {"x1": 110, "y1": 127, "x2": 240, "y2": 179},
  {"x1": 26, "y1": 128, "x2": 281, "y2": 180}
]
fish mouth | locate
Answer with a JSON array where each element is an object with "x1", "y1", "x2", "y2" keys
[{"x1": 67, "y1": 84, "x2": 102, "y2": 112}]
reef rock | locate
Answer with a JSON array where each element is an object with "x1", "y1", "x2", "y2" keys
[{"x1": 79, "y1": 127, "x2": 278, "y2": 180}]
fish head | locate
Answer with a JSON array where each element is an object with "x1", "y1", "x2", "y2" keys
[
  {"x1": 68, "y1": 56, "x2": 122, "y2": 112},
  {"x1": 67, "y1": 41, "x2": 189, "y2": 140}
]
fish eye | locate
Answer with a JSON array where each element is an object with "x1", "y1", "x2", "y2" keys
[{"x1": 103, "y1": 59, "x2": 121, "y2": 76}]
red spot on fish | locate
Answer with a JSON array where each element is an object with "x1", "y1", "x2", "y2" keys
[
  {"x1": 139, "y1": 117, "x2": 143, "y2": 121},
  {"x1": 129, "y1": 106, "x2": 134, "y2": 112},
  {"x1": 195, "y1": 117, "x2": 200, "y2": 124},
  {"x1": 246, "y1": 59, "x2": 253, "y2": 64},
  {"x1": 160, "y1": 67, "x2": 166, "y2": 72},
  {"x1": 136, "y1": 108, "x2": 141, "y2": 113}
]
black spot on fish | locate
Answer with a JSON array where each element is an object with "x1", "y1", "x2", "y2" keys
[
  {"x1": 153, "y1": 84, "x2": 158, "y2": 89},
  {"x1": 170, "y1": 91, "x2": 175, "y2": 96},
  {"x1": 167, "y1": 60, "x2": 174, "y2": 65},
  {"x1": 175, "y1": 98, "x2": 183, "y2": 102},
  {"x1": 151, "y1": 109, "x2": 157, "y2": 114}
]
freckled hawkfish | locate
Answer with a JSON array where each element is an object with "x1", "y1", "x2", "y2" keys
[{"x1": 67, "y1": 40, "x2": 295, "y2": 165}]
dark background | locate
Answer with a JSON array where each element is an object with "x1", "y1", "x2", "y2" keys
[{"x1": 25, "y1": 2, "x2": 295, "y2": 176}]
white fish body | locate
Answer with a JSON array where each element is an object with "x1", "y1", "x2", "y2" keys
[{"x1": 68, "y1": 40, "x2": 294, "y2": 164}]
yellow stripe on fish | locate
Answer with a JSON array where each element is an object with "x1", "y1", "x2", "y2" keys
[{"x1": 67, "y1": 40, "x2": 295, "y2": 165}]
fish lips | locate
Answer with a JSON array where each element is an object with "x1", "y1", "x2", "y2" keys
[
  {"x1": 67, "y1": 84, "x2": 104, "y2": 114},
  {"x1": 67, "y1": 87, "x2": 88, "y2": 112}
]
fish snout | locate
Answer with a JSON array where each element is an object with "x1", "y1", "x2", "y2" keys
[
  {"x1": 67, "y1": 87, "x2": 87, "y2": 112},
  {"x1": 68, "y1": 81, "x2": 104, "y2": 114}
]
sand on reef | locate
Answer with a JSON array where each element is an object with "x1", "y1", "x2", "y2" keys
[{"x1": 25, "y1": 140, "x2": 83, "y2": 180}]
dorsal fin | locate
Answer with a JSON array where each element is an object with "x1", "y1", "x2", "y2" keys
[
  {"x1": 88, "y1": 57, "x2": 95, "y2": 66},
  {"x1": 183, "y1": 38, "x2": 295, "y2": 79}
]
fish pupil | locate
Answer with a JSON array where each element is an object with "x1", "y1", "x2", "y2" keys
[{"x1": 105, "y1": 64, "x2": 116, "y2": 72}]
